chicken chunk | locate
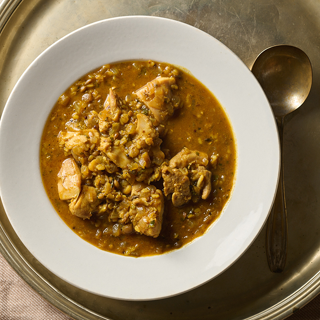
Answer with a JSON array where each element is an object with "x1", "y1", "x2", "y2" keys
[
  {"x1": 169, "y1": 147, "x2": 209, "y2": 168},
  {"x1": 190, "y1": 166, "x2": 212, "y2": 200},
  {"x1": 116, "y1": 198, "x2": 131, "y2": 224},
  {"x1": 84, "y1": 110, "x2": 99, "y2": 129},
  {"x1": 58, "y1": 129, "x2": 100, "y2": 161},
  {"x1": 96, "y1": 134, "x2": 133, "y2": 170},
  {"x1": 162, "y1": 167, "x2": 191, "y2": 207},
  {"x1": 99, "y1": 89, "x2": 121, "y2": 132},
  {"x1": 129, "y1": 183, "x2": 164, "y2": 238},
  {"x1": 57, "y1": 158, "x2": 81, "y2": 200},
  {"x1": 127, "y1": 114, "x2": 158, "y2": 159},
  {"x1": 162, "y1": 148, "x2": 212, "y2": 206},
  {"x1": 136, "y1": 114, "x2": 157, "y2": 145},
  {"x1": 98, "y1": 136, "x2": 112, "y2": 152},
  {"x1": 106, "y1": 146, "x2": 132, "y2": 169},
  {"x1": 69, "y1": 185, "x2": 99, "y2": 219},
  {"x1": 135, "y1": 77, "x2": 176, "y2": 123},
  {"x1": 150, "y1": 145, "x2": 165, "y2": 166}
]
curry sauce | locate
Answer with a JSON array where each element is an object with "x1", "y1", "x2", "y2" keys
[{"x1": 40, "y1": 60, "x2": 236, "y2": 257}]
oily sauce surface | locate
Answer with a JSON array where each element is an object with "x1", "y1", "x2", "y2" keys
[{"x1": 40, "y1": 60, "x2": 236, "y2": 257}]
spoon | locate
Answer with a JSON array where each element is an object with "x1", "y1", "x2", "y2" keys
[{"x1": 251, "y1": 45, "x2": 312, "y2": 273}]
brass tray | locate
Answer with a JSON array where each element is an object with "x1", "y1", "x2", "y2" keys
[{"x1": 0, "y1": 0, "x2": 320, "y2": 319}]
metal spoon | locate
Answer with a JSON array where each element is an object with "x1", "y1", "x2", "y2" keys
[{"x1": 251, "y1": 45, "x2": 312, "y2": 272}]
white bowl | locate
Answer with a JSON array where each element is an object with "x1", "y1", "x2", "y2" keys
[{"x1": 0, "y1": 16, "x2": 279, "y2": 300}]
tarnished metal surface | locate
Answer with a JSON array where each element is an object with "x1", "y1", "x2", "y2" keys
[{"x1": 0, "y1": 0, "x2": 320, "y2": 319}]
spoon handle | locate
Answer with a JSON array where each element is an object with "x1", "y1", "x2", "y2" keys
[{"x1": 266, "y1": 118, "x2": 288, "y2": 273}]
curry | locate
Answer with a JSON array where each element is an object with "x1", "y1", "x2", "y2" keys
[{"x1": 40, "y1": 60, "x2": 236, "y2": 257}]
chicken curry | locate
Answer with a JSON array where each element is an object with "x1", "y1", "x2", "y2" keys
[{"x1": 40, "y1": 60, "x2": 236, "y2": 257}]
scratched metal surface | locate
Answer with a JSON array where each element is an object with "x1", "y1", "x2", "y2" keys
[{"x1": 0, "y1": 0, "x2": 320, "y2": 319}]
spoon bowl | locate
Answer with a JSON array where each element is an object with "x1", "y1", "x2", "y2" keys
[
  {"x1": 251, "y1": 45, "x2": 312, "y2": 273},
  {"x1": 252, "y1": 45, "x2": 312, "y2": 117}
]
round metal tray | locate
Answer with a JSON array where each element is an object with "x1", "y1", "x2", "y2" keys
[{"x1": 0, "y1": 0, "x2": 320, "y2": 319}]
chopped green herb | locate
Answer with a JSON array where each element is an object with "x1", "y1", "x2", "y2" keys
[
  {"x1": 141, "y1": 107, "x2": 149, "y2": 115},
  {"x1": 149, "y1": 220, "x2": 155, "y2": 227}
]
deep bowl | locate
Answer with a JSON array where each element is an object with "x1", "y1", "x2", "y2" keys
[{"x1": 0, "y1": 16, "x2": 279, "y2": 300}]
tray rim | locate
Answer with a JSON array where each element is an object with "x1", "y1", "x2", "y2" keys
[
  {"x1": 0, "y1": 0, "x2": 21, "y2": 33},
  {"x1": 0, "y1": 0, "x2": 319, "y2": 318}
]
